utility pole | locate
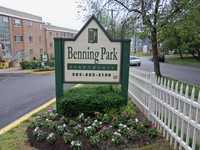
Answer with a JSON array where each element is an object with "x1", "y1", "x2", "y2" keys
[
  {"x1": 107, "y1": 9, "x2": 117, "y2": 39},
  {"x1": 134, "y1": 35, "x2": 137, "y2": 53}
]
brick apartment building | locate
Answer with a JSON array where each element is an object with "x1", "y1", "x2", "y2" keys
[
  {"x1": 0, "y1": 6, "x2": 77, "y2": 60},
  {"x1": 45, "y1": 23, "x2": 77, "y2": 59}
]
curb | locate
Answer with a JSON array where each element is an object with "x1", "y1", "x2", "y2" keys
[
  {"x1": 0, "y1": 98, "x2": 56, "y2": 135},
  {"x1": 30, "y1": 71, "x2": 55, "y2": 74}
]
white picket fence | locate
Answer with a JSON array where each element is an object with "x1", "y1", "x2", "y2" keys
[{"x1": 128, "y1": 68, "x2": 200, "y2": 150}]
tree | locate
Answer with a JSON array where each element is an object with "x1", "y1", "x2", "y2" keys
[
  {"x1": 76, "y1": 0, "x2": 187, "y2": 76},
  {"x1": 160, "y1": 0, "x2": 200, "y2": 61}
]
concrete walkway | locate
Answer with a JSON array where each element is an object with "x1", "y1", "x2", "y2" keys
[
  {"x1": 0, "y1": 67, "x2": 31, "y2": 74},
  {"x1": 0, "y1": 67, "x2": 54, "y2": 74}
]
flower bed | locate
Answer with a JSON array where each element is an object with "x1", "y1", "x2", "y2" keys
[{"x1": 27, "y1": 106, "x2": 160, "y2": 150}]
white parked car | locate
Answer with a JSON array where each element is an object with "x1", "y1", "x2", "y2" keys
[{"x1": 129, "y1": 56, "x2": 141, "y2": 66}]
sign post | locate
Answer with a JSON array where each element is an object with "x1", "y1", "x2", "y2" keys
[{"x1": 54, "y1": 15, "x2": 130, "y2": 112}]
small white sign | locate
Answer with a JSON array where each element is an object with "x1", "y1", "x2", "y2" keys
[{"x1": 42, "y1": 54, "x2": 48, "y2": 62}]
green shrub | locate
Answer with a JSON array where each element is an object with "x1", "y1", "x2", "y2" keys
[
  {"x1": 46, "y1": 60, "x2": 55, "y2": 67},
  {"x1": 19, "y1": 59, "x2": 41, "y2": 69},
  {"x1": 29, "y1": 60, "x2": 41, "y2": 69},
  {"x1": 19, "y1": 60, "x2": 29, "y2": 69},
  {"x1": 58, "y1": 85, "x2": 125, "y2": 116}
]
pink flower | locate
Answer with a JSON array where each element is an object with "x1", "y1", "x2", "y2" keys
[
  {"x1": 139, "y1": 121, "x2": 143, "y2": 125},
  {"x1": 130, "y1": 127, "x2": 133, "y2": 131},
  {"x1": 77, "y1": 124, "x2": 81, "y2": 128},
  {"x1": 61, "y1": 116, "x2": 65, "y2": 119},
  {"x1": 103, "y1": 126, "x2": 108, "y2": 130},
  {"x1": 90, "y1": 136, "x2": 93, "y2": 139},
  {"x1": 64, "y1": 132, "x2": 68, "y2": 136},
  {"x1": 41, "y1": 111, "x2": 46, "y2": 115},
  {"x1": 39, "y1": 130, "x2": 43, "y2": 133},
  {"x1": 151, "y1": 124, "x2": 156, "y2": 129},
  {"x1": 129, "y1": 132, "x2": 134, "y2": 137},
  {"x1": 99, "y1": 130, "x2": 102, "y2": 133},
  {"x1": 121, "y1": 112, "x2": 126, "y2": 115},
  {"x1": 113, "y1": 116, "x2": 118, "y2": 120},
  {"x1": 95, "y1": 112, "x2": 100, "y2": 115}
]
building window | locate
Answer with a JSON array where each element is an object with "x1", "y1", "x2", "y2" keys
[
  {"x1": 40, "y1": 48, "x2": 44, "y2": 54},
  {"x1": 39, "y1": 36, "x2": 43, "y2": 43},
  {"x1": 14, "y1": 36, "x2": 23, "y2": 42},
  {"x1": 29, "y1": 36, "x2": 33, "y2": 43},
  {"x1": 50, "y1": 43, "x2": 52, "y2": 48},
  {"x1": 3, "y1": 17, "x2": 8, "y2": 25},
  {"x1": 62, "y1": 33, "x2": 65, "y2": 37},
  {"x1": 13, "y1": 19, "x2": 22, "y2": 26},
  {"x1": 49, "y1": 32, "x2": 52, "y2": 36},
  {"x1": 56, "y1": 32, "x2": 58, "y2": 36},
  {"x1": 29, "y1": 22, "x2": 32, "y2": 27},
  {"x1": 30, "y1": 49, "x2": 34, "y2": 55},
  {"x1": 39, "y1": 24, "x2": 42, "y2": 30}
]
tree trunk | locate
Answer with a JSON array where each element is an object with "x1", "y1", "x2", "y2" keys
[
  {"x1": 178, "y1": 50, "x2": 183, "y2": 59},
  {"x1": 191, "y1": 53, "x2": 200, "y2": 61},
  {"x1": 151, "y1": 28, "x2": 161, "y2": 77}
]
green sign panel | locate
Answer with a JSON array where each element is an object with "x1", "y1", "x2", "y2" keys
[{"x1": 54, "y1": 15, "x2": 130, "y2": 111}]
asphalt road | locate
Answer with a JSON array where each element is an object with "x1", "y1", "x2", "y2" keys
[
  {"x1": 0, "y1": 73, "x2": 74, "y2": 129},
  {"x1": 131, "y1": 57, "x2": 200, "y2": 87}
]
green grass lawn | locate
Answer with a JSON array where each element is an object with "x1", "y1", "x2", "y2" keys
[
  {"x1": 130, "y1": 52, "x2": 152, "y2": 57},
  {"x1": 165, "y1": 56, "x2": 200, "y2": 66}
]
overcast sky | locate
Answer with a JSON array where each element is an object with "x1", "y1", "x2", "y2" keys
[{"x1": 0, "y1": 0, "x2": 85, "y2": 30}]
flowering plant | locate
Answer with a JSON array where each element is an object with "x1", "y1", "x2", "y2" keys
[
  {"x1": 84, "y1": 126, "x2": 94, "y2": 137},
  {"x1": 60, "y1": 116, "x2": 68, "y2": 124},
  {"x1": 127, "y1": 118, "x2": 138, "y2": 129},
  {"x1": 71, "y1": 140, "x2": 83, "y2": 150},
  {"x1": 47, "y1": 112, "x2": 59, "y2": 121},
  {"x1": 84, "y1": 116, "x2": 93, "y2": 126},
  {"x1": 92, "y1": 120, "x2": 102, "y2": 131},
  {"x1": 99, "y1": 126, "x2": 110, "y2": 139},
  {"x1": 137, "y1": 121, "x2": 145, "y2": 133},
  {"x1": 118, "y1": 123, "x2": 130, "y2": 135},
  {"x1": 112, "y1": 116, "x2": 121, "y2": 128},
  {"x1": 89, "y1": 135, "x2": 100, "y2": 146},
  {"x1": 102, "y1": 114, "x2": 110, "y2": 124},
  {"x1": 119, "y1": 111, "x2": 128, "y2": 123},
  {"x1": 111, "y1": 132, "x2": 123, "y2": 144},
  {"x1": 76, "y1": 113, "x2": 84, "y2": 122},
  {"x1": 47, "y1": 133, "x2": 56, "y2": 144},
  {"x1": 57, "y1": 124, "x2": 68, "y2": 135},
  {"x1": 94, "y1": 111, "x2": 103, "y2": 120},
  {"x1": 33, "y1": 127, "x2": 39, "y2": 137},
  {"x1": 40, "y1": 111, "x2": 47, "y2": 119},
  {"x1": 33, "y1": 127, "x2": 46, "y2": 141},
  {"x1": 73, "y1": 124, "x2": 83, "y2": 135},
  {"x1": 148, "y1": 124, "x2": 157, "y2": 137},
  {"x1": 47, "y1": 107, "x2": 55, "y2": 113},
  {"x1": 30, "y1": 116, "x2": 42, "y2": 127},
  {"x1": 63, "y1": 132, "x2": 73, "y2": 143},
  {"x1": 127, "y1": 132, "x2": 135, "y2": 141},
  {"x1": 143, "y1": 117, "x2": 151, "y2": 128},
  {"x1": 44, "y1": 119, "x2": 57, "y2": 131}
]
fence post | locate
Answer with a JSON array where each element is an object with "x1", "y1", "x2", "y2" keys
[{"x1": 147, "y1": 72, "x2": 156, "y2": 120}]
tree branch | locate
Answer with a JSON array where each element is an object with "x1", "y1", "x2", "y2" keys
[
  {"x1": 161, "y1": 2, "x2": 186, "y2": 27},
  {"x1": 113, "y1": 0, "x2": 142, "y2": 14}
]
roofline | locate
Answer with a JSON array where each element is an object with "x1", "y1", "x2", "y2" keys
[
  {"x1": 0, "y1": 12, "x2": 45, "y2": 23},
  {"x1": 45, "y1": 28, "x2": 78, "y2": 34}
]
